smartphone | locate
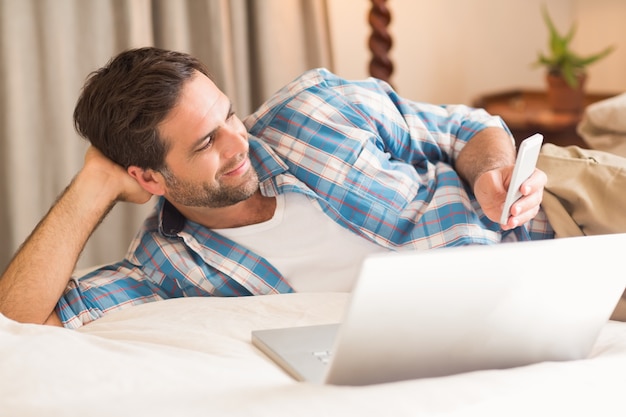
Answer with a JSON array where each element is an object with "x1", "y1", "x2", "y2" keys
[{"x1": 499, "y1": 133, "x2": 544, "y2": 225}]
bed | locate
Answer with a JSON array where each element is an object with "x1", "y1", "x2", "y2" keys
[
  {"x1": 3, "y1": 2, "x2": 626, "y2": 415},
  {"x1": 2, "y1": 293, "x2": 626, "y2": 416}
]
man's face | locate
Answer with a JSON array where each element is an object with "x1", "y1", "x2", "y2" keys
[{"x1": 157, "y1": 72, "x2": 258, "y2": 208}]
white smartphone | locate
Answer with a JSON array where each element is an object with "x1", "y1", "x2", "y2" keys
[{"x1": 499, "y1": 133, "x2": 544, "y2": 225}]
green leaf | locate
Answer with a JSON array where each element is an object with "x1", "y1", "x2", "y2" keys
[
  {"x1": 534, "y1": 4, "x2": 614, "y2": 80},
  {"x1": 578, "y1": 45, "x2": 615, "y2": 67}
]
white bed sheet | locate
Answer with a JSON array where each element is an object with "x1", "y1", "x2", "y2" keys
[{"x1": 1, "y1": 293, "x2": 625, "y2": 416}]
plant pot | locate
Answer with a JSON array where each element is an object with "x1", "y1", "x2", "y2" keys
[{"x1": 546, "y1": 72, "x2": 587, "y2": 113}]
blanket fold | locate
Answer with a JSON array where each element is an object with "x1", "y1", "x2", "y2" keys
[{"x1": 578, "y1": 92, "x2": 626, "y2": 157}]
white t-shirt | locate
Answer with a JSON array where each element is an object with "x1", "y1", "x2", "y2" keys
[{"x1": 214, "y1": 192, "x2": 388, "y2": 292}]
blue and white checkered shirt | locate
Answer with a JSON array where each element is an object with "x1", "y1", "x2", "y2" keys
[{"x1": 56, "y1": 69, "x2": 554, "y2": 328}]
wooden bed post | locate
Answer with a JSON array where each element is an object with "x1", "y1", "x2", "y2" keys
[{"x1": 368, "y1": 0, "x2": 394, "y2": 84}]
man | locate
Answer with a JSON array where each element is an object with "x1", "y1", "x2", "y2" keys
[{"x1": 0, "y1": 47, "x2": 552, "y2": 329}]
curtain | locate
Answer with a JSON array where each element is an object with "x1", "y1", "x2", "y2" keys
[{"x1": 0, "y1": 0, "x2": 333, "y2": 271}]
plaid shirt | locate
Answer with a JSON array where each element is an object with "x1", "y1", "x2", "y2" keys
[{"x1": 56, "y1": 69, "x2": 554, "y2": 328}]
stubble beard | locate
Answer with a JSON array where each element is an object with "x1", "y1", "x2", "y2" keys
[{"x1": 161, "y1": 163, "x2": 260, "y2": 208}]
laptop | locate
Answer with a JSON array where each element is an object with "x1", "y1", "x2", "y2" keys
[{"x1": 252, "y1": 234, "x2": 626, "y2": 385}]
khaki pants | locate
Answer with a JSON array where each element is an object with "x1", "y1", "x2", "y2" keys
[
  {"x1": 538, "y1": 144, "x2": 626, "y2": 321},
  {"x1": 538, "y1": 143, "x2": 626, "y2": 238}
]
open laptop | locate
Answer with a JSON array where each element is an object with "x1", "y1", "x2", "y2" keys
[{"x1": 252, "y1": 234, "x2": 626, "y2": 385}]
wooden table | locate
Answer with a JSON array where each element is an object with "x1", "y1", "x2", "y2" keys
[{"x1": 474, "y1": 89, "x2": 617, "y2": 148}]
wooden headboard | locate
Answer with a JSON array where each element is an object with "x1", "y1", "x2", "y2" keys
[{"x1": 368, "y1": 0, "x2": 393, "y2": 83}]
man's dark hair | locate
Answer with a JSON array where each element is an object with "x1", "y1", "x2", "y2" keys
[{"x1": 73, "y1": 47, "x2": 212, "y2": 170}]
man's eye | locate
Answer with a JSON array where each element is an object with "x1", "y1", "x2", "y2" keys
[{"x1": 197, "y1": 138, "x2": 213, "y2": 152}]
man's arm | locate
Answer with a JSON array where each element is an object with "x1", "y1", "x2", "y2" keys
[
  {"x1": 0, "y1": 147, "x2": 152, "y2": 326},
  {"x1": 455, "y1": 127, "x2": 546, "y2": 230}
]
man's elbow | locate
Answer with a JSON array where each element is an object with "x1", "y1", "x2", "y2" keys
[
  {"x1": 43, "y1": 311, "x2": 64, "y2": 327},
  {"x1": 0, "y1": 302, "x2": 64, "y2": 327}
]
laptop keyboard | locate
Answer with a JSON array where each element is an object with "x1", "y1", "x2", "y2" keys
[{"x1": 312, "y1": 350, "x2": 333, "y2": 365}]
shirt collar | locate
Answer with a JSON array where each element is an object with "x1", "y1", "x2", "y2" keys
[{"x1": 158, "y1": 198, "x2": 186, "y2": 238}]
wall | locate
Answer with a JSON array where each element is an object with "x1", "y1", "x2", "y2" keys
[
  {"x1": 575, "y1": 0, "x2": 626, "y2": 93},
  {"x1": 327, "y1": 0, "x2": 626, "y2": 105}
]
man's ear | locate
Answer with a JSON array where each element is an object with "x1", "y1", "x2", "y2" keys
[{"x1": 127, "y1": 166, "x2": 167, "y2": 196}]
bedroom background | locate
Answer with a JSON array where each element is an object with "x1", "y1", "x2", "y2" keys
[{"x1": 1, "y1": 0, "x2": 625, "y2": 273}]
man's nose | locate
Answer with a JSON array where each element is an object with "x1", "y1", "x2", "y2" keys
[{"x1": 219, "y1": 125, "x2": 248, "y2": 159}]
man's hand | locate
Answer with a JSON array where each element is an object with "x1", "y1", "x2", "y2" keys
[
  {"x1": 454, "y1": 127, "x2": 545, "y2": 230},
  {"x1": 474, "y1": 166, "x2": 546, "y2": 230},
  {"x1": 82, "y1": 146, "x2": 152, "y2": 204}
]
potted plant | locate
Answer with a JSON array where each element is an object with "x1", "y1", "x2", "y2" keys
[{"x1": 534, "y1": 5, "x2": 614, "y2": 112}]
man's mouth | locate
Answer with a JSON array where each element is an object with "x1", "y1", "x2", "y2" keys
[{"x1": 222, "y1": 157, "x2": 250, "y2": 177}]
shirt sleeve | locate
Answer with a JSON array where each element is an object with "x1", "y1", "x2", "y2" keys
[
  {"x1": 327, "y1": 69, "x2": 512, "y2": 165},
  {"x1": 55, "y1": 261, "x2": 169, "y2": 329},
  {"x1": 245, "y1": 68, "x2": 512, "y2": 175}
]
